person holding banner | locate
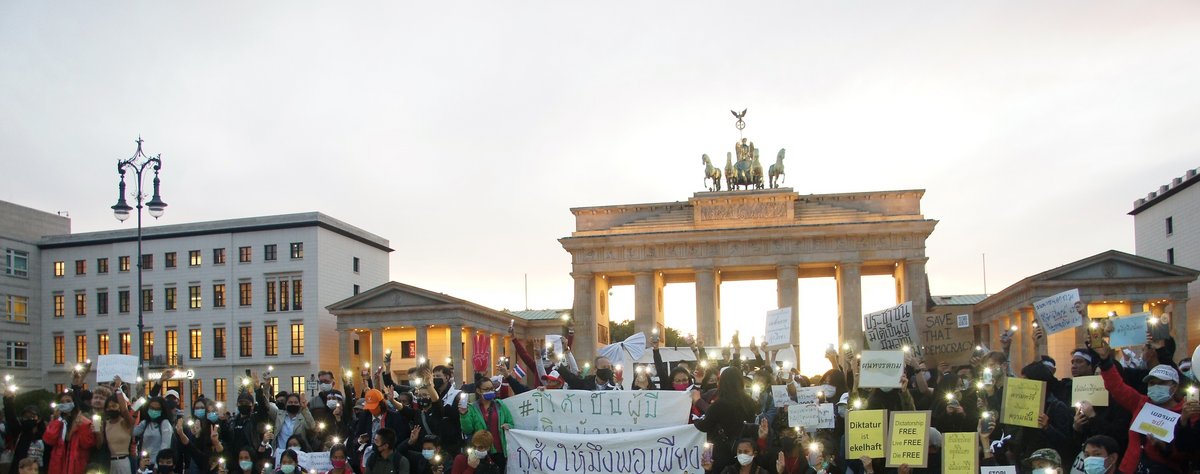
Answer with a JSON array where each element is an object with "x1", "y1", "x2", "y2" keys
[
  {"x1": 456, "y1": 379, "x2": 510, "y2": 472},
  {"x1": 1093, "y1": 340, "x2": 1191, "y2": 473},
  {"x1": 1065, "y1": 348, "x2": 1133, "y2": 454}
]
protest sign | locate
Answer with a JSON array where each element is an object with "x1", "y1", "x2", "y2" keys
[
  {"x1": 96, "y1": 355, "x2": 138, "y2": 382},
  {"x1": 1109, "y1": 313, "x2": 1149, "y2": 348},
  {"x1": 788, "y1": 403, "x2": 818, "y2": 429},
  {"x1": 545, "y1": 334, "x2": 565, "y2": 355},
  {"x1": 296, "y1": 451, "x2": 332, "y2": 473},
  {"x1": 765, "y1": 307, "x2": 795, "y2": 350},
  {"x1": 771, "y1": 385, "x2": 793, "y2": 407},
  {"x1": 505, "y1": 424, "x2": 705, "y2": 474},
  {"x1": 942, "y1": 432, "x2": 977, "y2": 474},
  {"x1": 981, "y1": 467, "x2": 1017, "y2": 474},
  {"x1": 846, "y1": 409, "x2": 887, "y2": 459},
  {"x1": 1033, "y1": 289, "x2": 1083, "y2": 335},
  {"x1": 1001, "y1": 378, "x2": 1045, "y2": 429},
  {"x1": 886, "y1": 411, "x2": 930, "y2": 468},
  {"x1": 1131, "y1": 403, "x2": 1181, "y2": 442},
  {"x1": 795, "y1": 385, "x2": 835, "y2": 405},
  {"x1": 921, "y1": 312, "x2": 976, "y2": 366},
  {"x1": 1070, "y1": 375, "x2": 1108, "y2": 407},
  {"x1": 816, "y1": 403, "x2": 835, "y2": 430},
  {"x1": 858, "y1": 351, "x2": 905, "y2": 388},
  {"x1": 505, "y1": 389, "x2": 691, "y2": 433},
  {"x1": 864, "y1": 301, "x2": 920, "y2": 354}
]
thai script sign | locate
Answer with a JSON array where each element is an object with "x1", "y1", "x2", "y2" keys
[{"x1": 506, "y1": 389, "x2": 691, "y2": 433}]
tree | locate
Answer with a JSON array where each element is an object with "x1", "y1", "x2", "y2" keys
[{"x1": 607, "y1": 320, "x2": 687, "y2": 347}]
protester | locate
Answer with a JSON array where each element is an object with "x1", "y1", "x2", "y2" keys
[
  {"x1": 323, "y1": 444, "x2": 350, "y2": 474},
  {"x1": 363, "y1": 428, "x2": 408, "y2": 474},
  {"x1": 694, "y1": 363, "x2": 758, "y2": 473},
  {"x1": 99, "y1": 392, "x2": 135, "y2": 474},
  {"x1": 43, "y1": 391, "x2": 96, "y2": 474},
  {"x1": 134, "y1": 397, "x2": 175, "y2": 464},
  {"x1": 273, "y1": 449, "x2": 302, "y2": 474},
  {"x1": 456, "y1": 379, "x2": 510, "y2": 472},
  {"x1": 450, "y1": 432, "x2": 499, "y2": 474},
  {"x1": 1095, "y1": 341, "x2": 1191, "y2": 472}
]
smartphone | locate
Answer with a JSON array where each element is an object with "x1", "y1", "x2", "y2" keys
[
  {"x1": 1148, "y1": 317, "x2": 1171, "y2": 341},
  {"x1": 1187, "y1": 388, "x2": 1198, "y2": 404},
  {"x1": 1087, "y1": 323, "x2": 1105, "y2": 349},
  {"x1": 981, "y1": 370, "x2": 994, "y2": 387}
]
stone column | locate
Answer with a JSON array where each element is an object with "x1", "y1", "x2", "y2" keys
[
  {"x1": 633, "y1": 271, "x2": 664, "y2": 339},
  {"x1": 837, "y1": 262, "x2": 863, "y2": 349},
  {"x1": 370, "y1": 327, "x2": 384, "y2": 370},
  {"x1": 465, "y1": 328, "x2": 477, "y2": 381},
  {"x1": 904, "y1": 258, "x2": 929, "y2": 318},
  {"x1": 893, "y1": 261, "x2": 907, "y2": 305},
  {"x1": 415, "y1": 326, "x2": 429, "y2": 360},
  {"x1": 450, "y1": 325, "x2": 464, "y2": 385},
  {"x1": 695, "y1": 268, "x2": 721, "y2": 347},
  {"x1": 777, "y1": 265, "x2": 800, "y2": 367},
  {"x1": 338, "y1": 330, "x2": 352, "y2": 376},
  {"x1": 1170, "y1": 295, "x2": 1189, "y2": 362},
  {"x1": 570, "y1": 272, "x2": 598, "y2": 365}
]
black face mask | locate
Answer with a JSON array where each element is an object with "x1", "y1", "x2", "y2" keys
[
  {"x1": 157, "y1": 465, "x2": 173, "y2": 474},
  {"x1": 21, "y1": 419, "x2": 38, "y2": 430},
  {"x1": 433, "y1": 378, "x2": 446, "y2": 390},
  {"x1": 286, "y1": 405, "x2": 300, "y2": 415},
  {"x1": 105, "y1": 410, "x2": 122, "y2": 420},
  {"x1": 596, "y1": 368, "x2": 614, "y2": 382},
  {"x1": 780, "y1": 437, "x2": 796, "y2": 450},
  {"x1": 237, "y1": 405, "x2": 252, "y2": 415},
  {"x1": 417, "y1": 398, "x2": 432, "y2": 409}
]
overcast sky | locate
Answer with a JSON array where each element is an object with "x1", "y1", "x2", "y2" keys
[{"x1": 4, "y1": 1, "x2": 1199, "y2": 373}]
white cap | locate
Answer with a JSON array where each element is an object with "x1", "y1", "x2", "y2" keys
[
  {"x1": 165, "y1": 390, "x2": 180, "y2": 399},
  {"x1": 1142, "y1": 364, "x2": 1180, "y2": 384},
  {"x1": 837, "y1": 393, "x2": 849, "y2": 406}
]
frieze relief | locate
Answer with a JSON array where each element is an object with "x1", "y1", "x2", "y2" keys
[
  {"x1": 572, "y1": 234, "x2": 926, "y2": 263},
  {"x1": 697, "y1": 201, "x2": 788, "y2": 221}
]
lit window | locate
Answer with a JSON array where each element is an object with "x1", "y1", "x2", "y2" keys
[
  {"x1": 213, "y1": 284, "x2": 226, "y2": 308},
  {"x1": 53, "y1": 335, "x2": 64, "y2": 365},
  {"x1": 291, "y1": 376, "x2": 306, "y2": 394},
  {"x1": 5, "y1": 295, "x2": 28, "y2": 322},
  {"x1": 239, "y1": 326, "x2": 252, "y2": 357},
  {"x1": 142, "y1": 332, "x2": 154, "y2": 361},
  {"x1": 53, "y1": 294, "x2": 64, "y2": 317},
  {"x1": 165, "y1": 330, "x2": 178, "y2": 365},
  {"x1": 189, "y1": 329, "x2": 202, "y2": 360},
  {"x1": 5, "y1": 341, "x2": 29, "y2": 368},
  {"x1": 75, "y1": 335, "x2": 87, "y2": 363},
  {"x1": 189, "y1": 250, "x2": 201, "y2": 267},
  {"x1": 189, "y1": 286, "x2": 201, "y2": 309},
  {"x1": 97, "y1": 258, "x2": 109, "y2": 274},
  {"x1": 266, "y1": 281, "x2": 276, "y2": 312},
  {"x1": 291, "y1": 323, "x2": 304, "y2": 355},
  {"x1": 290, "y1": 243, "x2": 303, "y2": 259},
  {"x1": 238, "y1": 247, "x2": 251, "y2": 263},
  {"x1": 98, "y1": 333, "x2": 109, "y2": 356},
  {"x1": 239, "y1": 282, "x2": 252, "y2": 306},
  {"x1": 292, "y1": 280, "x2": 302, "y2": 310},
  {"x1": 74, "y1": 293, "x2": 86, "y2": 316},
  {"x1": 119, "y1": 332, "x2": 131, "y2": 355},
  {"x1": 214, "y1": 378, "x2": 227, "y2": 402},
  {"x1": 265, "y1": 324, "x2": 278, "y2": 356},
  {"x1": 119, "y1": 256, "x2": 130, "y2": 272},
  {"x1": 4, "y1": 249, "x2": 29, "y2": 277},
  {"x1": 53, "y1": 261, "x2": 65, "y2": 277}
]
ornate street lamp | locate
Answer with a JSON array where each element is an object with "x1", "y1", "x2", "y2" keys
[{"x1": 111, "y1": 136, "x2": 167, "y2": 380}]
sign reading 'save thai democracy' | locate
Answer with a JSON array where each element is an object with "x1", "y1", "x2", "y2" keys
[
  {"x1": 864, "y1": 301, "x2": 920, "y2": 354},
  {"x1": 505, "y1": 424, "x2": 705, "y2": 474},
  {"x1": 1033, "y1": 289, "x2": 1083, "y2": 335},
  {"x1": 505, "y1": 389, "x2": 691, "y2": 433}
]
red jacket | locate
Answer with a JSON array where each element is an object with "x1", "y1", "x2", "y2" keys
[
  {"x1": 1100, "y1": 364, "x2": 1189, "y2": 474},
  {"x1": 42, "y1": 416, "x2": 96, "y2": 474}
]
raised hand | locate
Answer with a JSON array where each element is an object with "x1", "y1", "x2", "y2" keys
[
  {"x1": 757, "y1": 417, "x2": 769, "y2": 439},
  {"x1": 776, "y1": 452, "x2": 786, "y2": 473}
]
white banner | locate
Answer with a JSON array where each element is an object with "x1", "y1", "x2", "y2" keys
[
  {"x1": 1033, "y1": 288, "x2": 1083, "y2": 335},
  {"x1": 505, "y1": 424, "x2": 705, "y2": 474},
  {"x1": 505, "y1": 389, "x2": 691, "y2": 433},
  {"x1": 859, "y1": 351, "x2": 905, "y2": 388},
  {"x1": 765, "y1": 307, "x2": 794, "y2": 349},
  {"x1": 863, "y1": 302, "x2": 920, "y2": 354},
  {"x1": 96, "y1": 355, "x2": 138, "y2": 382},
  {"x1": 297, "y1": 451, "x2": 332, "y2": 473}
]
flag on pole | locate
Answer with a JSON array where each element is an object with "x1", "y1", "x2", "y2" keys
[{"x1": 513, "y1": 363, "x2": 526, "y2": 379}]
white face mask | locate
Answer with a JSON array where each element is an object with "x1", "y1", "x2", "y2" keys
[
  {"x1": 1083, "y1": 456, "x2": 1108, "y2": 474},
  {"x1": 836, "y1": 406, "x2": 847, "y2": 418},
  {"x1": 736, "y1": 454, "x2": 754, "y2": 466}
]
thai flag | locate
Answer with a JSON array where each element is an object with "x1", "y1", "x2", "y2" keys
[{"x1": 513, "y1": 363, "x2": 526, "y2": 379}]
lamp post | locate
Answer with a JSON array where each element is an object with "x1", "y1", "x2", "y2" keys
[{"x1": 111, "y1": 137, "x2": 167, "y2": 381}]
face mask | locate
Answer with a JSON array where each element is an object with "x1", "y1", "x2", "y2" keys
[
  {"x1": 879, "y1": 387, "x2": 893, "y2": 393},
  {"x1": 288, "y1": 444, "x2": 300, "y2": 451},
  {"x1": 238, "y1": 405, "x2": 252, "y2": 415},
  {"x1": 780, "y1": 438, "x2": 796, "y2": 450},
  {"x1": 1148, "y1": 385, "x2": 1173, "y2": 404},
  {"x1": 286, "y1": 405, "x2": 300, "y2": 415},
  {"x1": 239, "y1": 461, "x2": 254, "y2": 471},
  {"x1": 421, "y1": 450, "x2": 435, "y2": 460},
  {"x1": 673, "y1": 383, "x2": 690, "y2": 391},
  {"x1": 326, "y1": 400, "x2": 339, "y2": 410},
  {"x1": 1183, "y1": 370, "x2": 1195, "y2": 382},
  {"x1": 319, "y1": 383, "x2": 333, "y2": 393},
  {"x1": 148, "y1": 409, "x2": 162, "y2": 420},
  {"x1": 596, "y1": 368, "x2": 614, "y2": 381},
  {"x1": 736, "y1": 454, "x2": 754, "y2": 466},
  {"x1": 433, "y1": 379, "x2": 446, "y2": 389},
  {"x1": 922, "y1": 372, "x2": 932, "y2": 382},
  {"x1": 207, "y1": 413, "x2": 219, "y2": 423},
  {"x1": 472, "y1": 449, "x2": 488, "y2": 459},
  {"x1": 481, "y1": 392, "x2": 496, "y2": 401},
  {"x1": 21, "y1": 419, "x2": 37, "y2": 430},
  {"x1": 1083, "y1": 456, "x2": 1108, "y2": 474},
  {"x1": 329, "y1": 459, "x2": 346, "y2": 469},
  {"x1": 106, "y1": 410, "x2": 122, "y2": 420},
  {"x1": 194, "y1": 409, "x2": 207, "y2": 418},
  {"x1": 417, "y1": 398, "x2": 432, "y2": 408},
  {"x1": 58, "y1": 402, "x2": 75, "y2": 413},
  {"x1": 157, "y1": 465, "x2": 173, "y2": 474},
  {"x1": 1032, "y1": 469, "x2": 1049, "y2": 474},
  {"x1": 836, "y1": 406, "x2": 847, "y2": 418},
  {"x1": 280, "y1": 464, "x2": 296, "y2": 474}
]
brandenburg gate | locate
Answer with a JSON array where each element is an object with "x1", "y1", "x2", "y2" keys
[{"x1": 559, "y1": 188, "x2": 938, "y2": 365}]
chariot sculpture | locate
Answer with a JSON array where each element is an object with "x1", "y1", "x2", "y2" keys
[{"x1": 699, "y1": 109, "x2": 786, "y2": 191}]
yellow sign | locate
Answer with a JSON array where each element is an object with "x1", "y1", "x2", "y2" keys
[
  {"x1": 1070, "y1": 375, "x2": 1109, "y2": 407},
  {"x1": 846, "y1": 409, "x2": 887, "y2": 459},
  {"x1": 885, "y1": 411, "x2": 930, "y2": 468},
  {"x1": 942, "y1": 432, "x2": 977, "y2": 474},
  {"x1": 1001, "y1": 378, "x2": 1046, "y2": 429}
]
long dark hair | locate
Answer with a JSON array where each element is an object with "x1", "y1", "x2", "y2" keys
[{"x1": 715, "y1": 367, "x2": 757, "y2": 416}]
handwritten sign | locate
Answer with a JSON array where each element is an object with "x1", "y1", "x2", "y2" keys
[
  {"x1": 859, "y1": 351, "x2": 905, "y2": 388},
  {"x1": 886, "y1": 411, "x2": 930, "y2": 468},
  {"x1": 846, "y1": 409, "x2": 887, "y2": 459},
  {"x1": 545, "y1": 335, "x2": 565, "y2": 356},
  {"x1": 505, "y1": 389, "x2": 691, "y2": 433},
  {"x1": 864, "y1": 301, "x2": 920, "y2": 354},
  {"x1": 1131, "y1": 403, "x2": 1181, "y2": 442},
  {"x1": 771, "y1": 385, "x2": 793, "y2": 407},
  {"x1": 921, "y1": 312, "x2": 976, "y2": 366},
  {"x1": 505, "y1": 424, "x2": 705, "y2": 474},
  {"x1": 765, "y1": 307, "x2": 794, "y2": 350},
  {"x1": 794, "y1": 385, "x2": 835, "y2": 405},
  {"x1": 816, "y1": 403, "x2": 835, "y2": 429},
  {"x1": 1070, "y1": 375, "x2": 1108, "y2": 407},
  {"x1": 296, "y1": 451, "x2": 332, "y2": 473},
  {"x1": 787, "y1": 403, "x2": 835, "y2": 431},
  {"x1": 981, "y1": 467, "x2": 1017, "y2": 474},
  {"x1": 1033, "y1": 288, "x2": 1083, "y2": 335},
  {"x1": 1109, "y1": 313, "x2": 1149, "y2": 348},
  {"x1": 1001, "y1": 377, "x2": 1045, "y2": 429},
  {"x1": 943, "y1": 432, "x2": 977, "y2": 474},
  {"x1": 96, "y1": 355, "x2": 138, "y2": 382}
]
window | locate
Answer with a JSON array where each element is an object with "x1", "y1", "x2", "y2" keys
[
  {"x1": 97, "y1": 291, "x2": 109, "y2": 315},
  {"x1": 401, "y1": 341, "x2": 416, "y2": 359},
  {"x1": 213, "y1": 284, "x2": 226, "y2": 308},
  {"x1": 164, "y1": 287, "x2": 177, "y2": 311},
  {"x1": 141, "y1": 254, "x2": 153, "y2": 270},
  {"x1": 165, "y1": 252, "x2": 177, "y2": 269},
  {"x1": 353, "y1": 339, "x2": 360, "y2": 355},
  {"x1": 264, "y1": 244, "x2": 277, "y2": 261},
  {"x1": 53, "y1": 294, "x2": 64, "y2": 317},
  {"x1": 292, "y1": 280, "x2": 302, "y2": 310},
  {"x1": 291, "y1": 323, "x2": 305, "y2": 355},
  {"x1": 266, "y1": 281, "x2": 276, "y2": 312},
  {"x1": 352, "y1": 257, "x2": 360, "y2": 273},
  {"x1": 142, "y1": 332, "x2": 154, "y2": 361},
  {"x1": 280, "y1": 281, "x2": 289, "y2": 311},
  {"x1": 5, "y1": 295, "x2": 28, "y2": 322},
  {"x1": 74, "y1": 260, "x2": 86, "y2": 275},
  {"x1": 53, "y1": 384, "x2": 65, "y2": 394},
  {"x1": 1168, "y1": 248, "x2": 1175, "y2": 265},
  {"x1": 265, "y1": 324, "x2": 278, "y2": 356},
  {"x1": 118, "y1": 290, "x2": 130, "y2": 314},
  {"x1": 214, "y1": 378, "x2": 227, "y2": 402},
  {"x1": 75, "y1": 335, "x2": 87, "y2": 363},
  {"x1": 238, "y1": 247, "x2": 251, "y2": 263},
  {"x1": 53, "y1": 335, "x2": 64, "y2": 365},
  {"x1": 119, "y1": 256, "x2": 131, "y2": 272},
  {"x1": 213, "y1": 327, "x2": 226, "y2": 359},
  {"x1": 119, "y1": 332, "x2": 131, "y2": 355},
  {"x1": 268, "y1": 377, "x2": 279, "y2": 396},
  {"x1": 53, "y1": 261, "x2": 65, "y2": 277},
  {"x1": 353, "y1": 284, "x2": 360, "y2": 295},
  {"x1": 213, "y1": 248, "x2": 227, "y2": 265},
  {"x1": 97, "y1": 258, "x2": 108, "y2": 274},
  {"x1": 74, "y1": 293, "x2": 86, "y2": 316},
  {"x1": 189, "y1": 286, "x2": 201, "y2": 309},
  {"x1": 188, "y1": 250, "x2": 201, "y2": 267},
  {"x1": 190, "y1": 379, "x2": 203, "y2": 403},
  {"x1": 291, "y1": 376, "x2": 306, "y2": 394},
  {"x1": 290, "y1": 243, "x2": 303, "y2": 259},
  {"x1": 1166, "y1": 217, "x2": 1174, "y2": 236},
  {"x1": 5, "y1": 342, "x2": 28, "y2": 368},
  {"x1": 238, "y1": 282, "x2": 252, "y2": 306},
  {"x1": 239, "y1": 326, "x2": 252, "y2": 357},
  {"x1": 266, "y1": 278, "x2": 303, "y2": 312},
  {"x1": 189, "y1": 329, "x2": 202, "y2": 360},
  {"x1": 98, "y1": 333, "x2": 109, "y2": 356},
  {"x1": 165, "y1": 330, "x2": 177, "y2": 364},
  {"x1": 4, "y1": 249, "x2": 29, "y2": 277}
]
